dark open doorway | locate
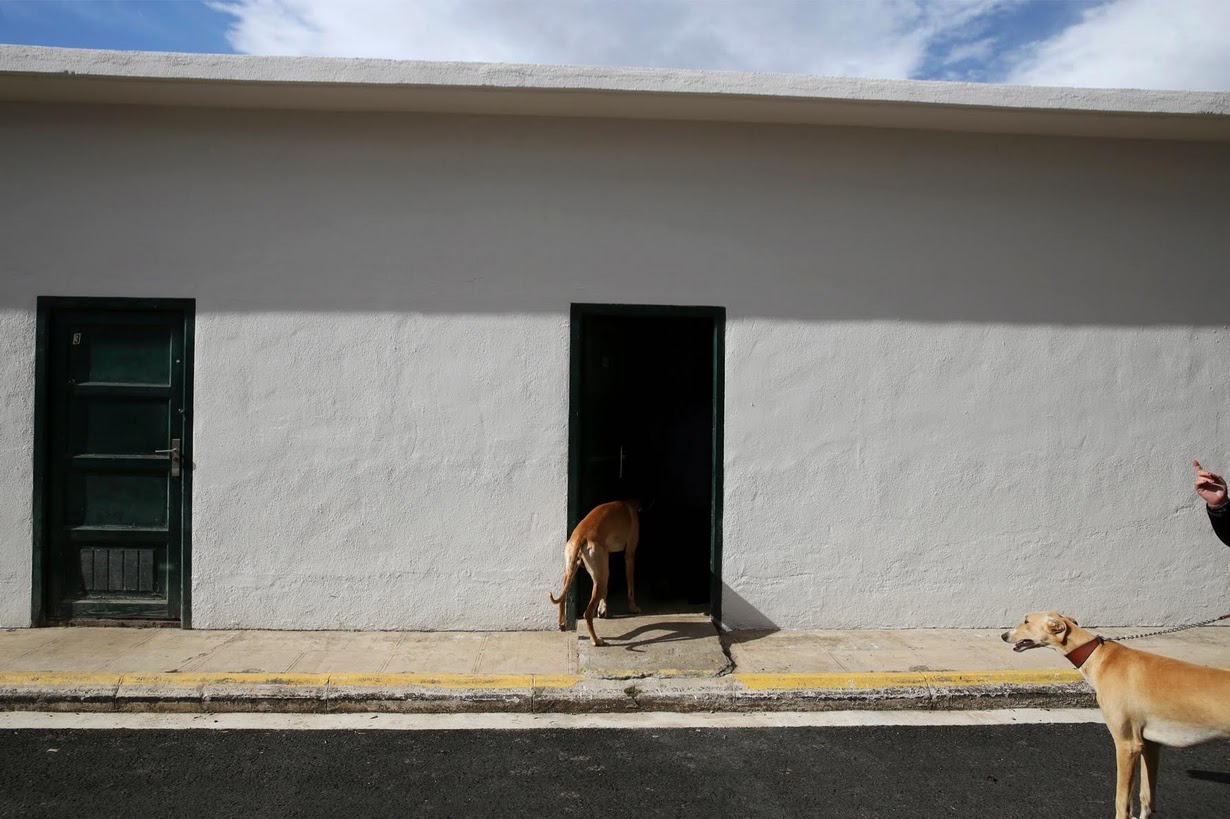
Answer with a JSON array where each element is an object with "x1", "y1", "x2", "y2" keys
[{"x1": 568, "y1": 304, "x2": 724, "y2": 625}]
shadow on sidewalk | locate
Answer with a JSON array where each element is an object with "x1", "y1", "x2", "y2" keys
[
  {"x1": 610, "y1": 618, "x2": 717, "y2": 651},
  {"x1": 1188, "y1": 770, "x2": 1230, "y2": 785}
]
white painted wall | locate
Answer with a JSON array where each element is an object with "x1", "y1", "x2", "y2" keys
[
  {"x1": 0, "y1": 308, "x2": 36, "y2": 627},
  {"x1": 1, "y1": 103, "x2": 1228, "y2": 629}
]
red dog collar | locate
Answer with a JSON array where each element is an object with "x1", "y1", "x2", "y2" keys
[{"x1": 1065, "y1": 636, "x2": 1105, "y2": 669}]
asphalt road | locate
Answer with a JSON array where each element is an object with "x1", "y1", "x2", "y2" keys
[{"x1": 2, "y1": 722, "x2": 1227, "y2": 818}]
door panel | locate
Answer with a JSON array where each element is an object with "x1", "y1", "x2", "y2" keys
[
  {"x1": 80, "y1": 400, "x2": 168, "y2": 453},
  {"x1": 41, "y1": 304, "x2": 190, "y2": 623},
  {"x1": 80, "y1": 325, "x2": 173, "y2": 383},
  {"x1": 78, "y1": 547, "x2": 159, "y2": 594},
  {"x1": 71, "y1": 472, "x2": 169, "y2": 527}
]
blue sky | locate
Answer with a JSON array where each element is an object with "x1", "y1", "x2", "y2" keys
[
  {"x1": 0, "y1": 1, "x2": 232, "y2": 54},
  {"x1": 1, "y1": 1, "x2": 1228, "y2": 91}
]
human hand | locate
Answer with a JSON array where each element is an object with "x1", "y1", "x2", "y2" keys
[{"x1": 1193, "y1": 459, "x2": 1228, "y2": 507}]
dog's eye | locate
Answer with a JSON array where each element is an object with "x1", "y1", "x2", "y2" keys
[{"x1": 1024, "y1": 618, "x2": 1029, "y2": 624}]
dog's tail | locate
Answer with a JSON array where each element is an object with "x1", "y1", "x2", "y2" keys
[{"x1": 549, "y1": 544, "x2": 580, "y2": 605}]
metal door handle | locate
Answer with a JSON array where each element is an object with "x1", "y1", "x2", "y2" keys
[{"x1": 155, "y1": 438, "x2": 181, "y2": 477}]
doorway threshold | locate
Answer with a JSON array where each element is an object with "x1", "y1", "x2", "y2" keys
[{"x1": 577, "y1": 613, "x2": 732, "y2": 679}]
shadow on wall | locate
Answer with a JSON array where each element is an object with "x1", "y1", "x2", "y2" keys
[
  {"x1": 719, "y1": 582, "x2": 779, "y2": 634},
  {"x1": 2, "y1": 105, "x2": 1227, "y2": 326}
]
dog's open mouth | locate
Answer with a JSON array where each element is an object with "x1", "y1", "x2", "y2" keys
[{"x1": 1013, "y1": 639, "x2": 1038, "y2": 652}]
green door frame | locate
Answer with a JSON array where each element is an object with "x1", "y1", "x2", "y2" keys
[
  {"x1": 567, "y1": 303, "x2": 726, "y2": 627},
  {"x1": 31, "y1": 296, "x2": 196, "y2": 627}
]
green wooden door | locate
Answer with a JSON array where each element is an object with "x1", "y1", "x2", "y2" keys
[{"x1": 40, "y1": 301, "x2": 192, "y2": 623}]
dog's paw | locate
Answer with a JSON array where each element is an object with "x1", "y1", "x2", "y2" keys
[
  {"x1": 628, "y1": 605, "x2": 641, "y2": 614},
  {"x1": 558, "y1": 623, "x2": 567, "y2": 631},
  {"x1": 597, "y1": 602, "x2": 609, "y2": 618},
  {"x1": 592, "y1": 638, "x2": 606, "y2": 647}
]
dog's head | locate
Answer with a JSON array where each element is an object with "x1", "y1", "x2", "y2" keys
[{"x1": 1001, "y1": 611, "x2": 1079, "y2": 652}]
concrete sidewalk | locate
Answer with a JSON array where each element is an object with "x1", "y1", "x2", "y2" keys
[{"x1": 2, "y1": 614, "x2": 1228, "y2": 714}]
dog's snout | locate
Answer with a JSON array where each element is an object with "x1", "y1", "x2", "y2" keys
[{"x1": 1000, "y1": 630, "x2": 1011, "y2": 642}]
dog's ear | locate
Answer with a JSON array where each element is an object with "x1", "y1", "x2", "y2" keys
[
  {"x1": 1068, "y1": 617, "x2": 1079, "y2": 627},
  {"x1": 1044, "y1": 616, "x2": 1067, "y2": 635}
]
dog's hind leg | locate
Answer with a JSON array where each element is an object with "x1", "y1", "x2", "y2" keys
[
  {"x1": 625, "y1": 533, "x2": 641, "y2": 615},
  {"x1": 550, "y1": 539, "x2": 582, "y2": 631},
  {"x1": 581, "y1": 545, "x2": 608, "y2": 646},
  {"x1": 596, "y1": 548, "x2": 613, "y2": 619},
  {"x1": 1138, "y1": 740, "x2": 1160, "y2": 819}
]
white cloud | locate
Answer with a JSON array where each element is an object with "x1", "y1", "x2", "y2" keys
[
  {"x1": 209, "y1": 0, "x2": 1230, "y2": 91},
  {"x1": 943, "y1": 37, "x2": 995, "y2": 66},
  {"x1": 1004, "y1": 0, "x2": 1230, "y2": 91},
  {"x1": 209, "y1": 0, "x2": 1012, "y2": 80}
]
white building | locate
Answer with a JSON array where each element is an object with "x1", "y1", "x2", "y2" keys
[{"x1": 2, "y1": 46, "x2": 1229, "y2": 632}]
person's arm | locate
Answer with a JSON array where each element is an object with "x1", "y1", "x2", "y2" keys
[
  {"x1": 1208, "y1": 502, "x2": 1230, "y2": 547},
  {"x1": 1194, "y1": 460, "x2": 1230, "y2": 547}
]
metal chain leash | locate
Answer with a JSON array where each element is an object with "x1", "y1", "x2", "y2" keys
[{"x1": 1109, "y1": 612, "x2": 1230, "y2": 642}]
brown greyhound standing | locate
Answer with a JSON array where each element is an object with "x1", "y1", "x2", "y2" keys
[{"x1": 549, "y1": 500, "x2": 640, "y2": 646}]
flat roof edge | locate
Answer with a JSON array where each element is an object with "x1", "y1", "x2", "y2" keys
[{"x1": 2, "y1": 45, "x2": 1228, "y2": 140}]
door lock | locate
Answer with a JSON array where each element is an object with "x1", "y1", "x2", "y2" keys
[{"x1": 155, "y1": 438, "x2": 182, "y2": 477}]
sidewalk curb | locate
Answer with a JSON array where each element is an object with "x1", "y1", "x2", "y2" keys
[{"x1": 0, "y1": 670, "x2": 1095, "y2": 714}]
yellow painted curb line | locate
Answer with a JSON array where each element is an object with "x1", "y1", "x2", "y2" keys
[
  {"x1": 0, "y1": 672, "x2": 123, "y2": 687},
  {"x1": 732, "y1": 669, "x2": 1083, "y2": 690},
  {"x1": 925, "y1": 670, "x2": 1084, "y2": 687},
  {"x1": 0, "y1": 671, "x2": 584, "y2": 690},
  {"x1": 0, "y1": 670, "x2": 1083, "y2": 693}
]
